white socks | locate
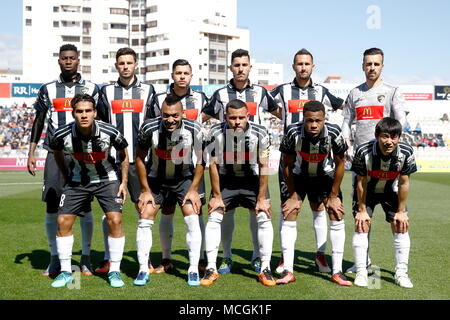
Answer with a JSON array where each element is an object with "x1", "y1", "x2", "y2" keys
[
  {"x1": 159, "y1": 213, "x2": 174, "y2": 260},
  {"x1": 80, "y1": 211, "x2": 93, "y2": 256},
  {"x1": 255, "y1": 211, "x2": 273, "y2": 271},
  {"x1": 312, "y1": 209, "x2": 328, "y2": 253},
  {"x1": 57, "y1": 235, "x2": 74, "y2": 273},
  {"x1": 136, "y1": 219, "x2": 154, "y2": 273},
  {"x1": 393, "y1": 232, "x2": 410, "y2": 274},
  {"x1": 330, "y1": 220, "x2": 345, "y2": 274},
  {"x1": 101, "y1": 215, "x2": 110, "y2": 260},
  {"x1": 45, "y1": 213, "x2": 58, "y2": 256},
  {"x1": 280, "y1": 220, "x2": 297, "y2": 272},
  {"x1": 108, "y1": 236, "x2": 125, "y2": 273},
  {"x1": 249, "y1": 212, "x2": 259, "y2": 261},
  {"x1": 221, "y1": 208, "x2": 235, "y2": 259},
  {"x1": 352, "y1": 232, "x2": 369, "y2": 273},
  {"x1": 184, "y1": 215, "x2": 202, "y2": 274},
  {"x1": 205, "y1": 211, "x2": 223, "y2": 271}
]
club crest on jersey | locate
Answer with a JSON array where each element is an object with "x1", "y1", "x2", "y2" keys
[
  {"x1": 377, "y1": 95, "x2": 385, "y2": 103},
  {"x1": 81, "y1": 87, "x2": 89, "y2": 94}
]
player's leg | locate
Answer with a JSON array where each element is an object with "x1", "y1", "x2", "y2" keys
[
  {"x1": 275, "y1": 163, "x2": 288, "y2": 274},
  {"x1": 310, "y1": 201, "x2": 331, "y2": 273},
  {"x1": 351, "y1": 205, "x2": 373, "y2": 287},
  {"x1": 198, "y1": 177, "x2": 207, "y2": 271},
  {"x1": 181, "y1": 203, "x2": 202, "y2": 286},
  {"x1": 218, "y1": 207, "x2": 235, "y2": 274},
  {"x1": 155, "y1": 205, "x2": 175, "y2": 273},
  {"x1": 79, "y1": 198, "x2": 94, "y2": 275},
  {"x1": 384, "y1": 200, "x2": 413, "y2": 288}
]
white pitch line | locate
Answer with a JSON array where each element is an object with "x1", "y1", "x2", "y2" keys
[{"x1": 0, "y1": 182, "x2": 42, "y2": 185}]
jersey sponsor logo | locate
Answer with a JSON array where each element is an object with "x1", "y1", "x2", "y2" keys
[
  {"x1": 298, "y1": 151, "x2": 328, "y2": 163},
  {"x1": 356, "y1": 105, "x2": 384, "y2": 120},
  {"x1": 245, "y1": 102, "x2": 257, "y2": 116},
  {"x1": 368, "y1": 170, "x2": 400, "y2": 180},
  {"x1": 183, "y1": 108, "x2": 199, "y2": 120},
  {"x1": 72, "y1": 152, "x2": 106, "y2": 164},
  {"x1": 155, "y1": 148, "x2": 188, "y2": 160},
  {"x1": 288, "y1": 100, "x2": 311, "y2": 113},
  {"x1": 111, "y1": 99, "x2": 144, "y2": 114},
  {"x1": 53, "y1": 98, "x2": 73, "y2": 112}
]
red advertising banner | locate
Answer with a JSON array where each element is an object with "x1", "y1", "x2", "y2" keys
[
  {"x1": 0, "y1": 83, "x2": 11, "y2": 98},
  {"x1": 0, "y1": 158, "x2": 45, "y2": 170}
]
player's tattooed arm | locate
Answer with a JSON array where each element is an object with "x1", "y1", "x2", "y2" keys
[
  {"x1": 394, "y1": 174, "x2": 410, "y2": 233},
  {"x1": 355, "y1": 175, "x2": 370, "y2": 233},
  {"x1": 117, "y1": 148, "x2": 129, "y2": 204},
  {"x1": 207, "y1": 157, "x2": 225, "y2": 214},
  {"x1": 256, "y1": 155, "x2": 271, "y2": 218}
]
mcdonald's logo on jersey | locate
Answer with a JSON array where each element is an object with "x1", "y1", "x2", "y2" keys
[
  {"x1": 183, "y1": 108, "x2": 199, "y2": 120},
  {"x1": 368, "y1": 170, "x2": 400, "y2": 180},
  {"x1": 356, "y1": 105, "x2": 384, "y2": 120},
  {"x1": 111, "y1": 99, "x2": 144, "y2": 114},
  {"x1": 245, "y1": 102, "x2": 257, "y2": 116},
  {"x1": 288, "y1": 100, "x2": 311, "y2": 113},
  {"x1": 72, "y1": 152, "x2": 106, "y2": 164},
  {"x1": 53, "y1": 98, "x2": 73, "y2": 112}
]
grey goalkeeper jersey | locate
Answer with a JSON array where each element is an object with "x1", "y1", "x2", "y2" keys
[{"x1": 342, "y1": 81, "x2": 406, "y2": 147}]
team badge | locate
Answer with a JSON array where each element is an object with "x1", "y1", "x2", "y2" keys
[
  {"x1": 377, "y1": 95, "x2": 385, "y2": 103},
  {"x1": 81, "y1": 87, "x2": 89, "y2": 94}
]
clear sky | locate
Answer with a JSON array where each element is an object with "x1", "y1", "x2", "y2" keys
[{"x1": 1, "y1": 0, "x2": 449, "y2": 84}]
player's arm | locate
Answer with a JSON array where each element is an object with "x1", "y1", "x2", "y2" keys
[
  {"x1": 201, "y1": 93, "x2": 222, "y2": 121},
  {"x1": 355, "y1": 174, "x2": 370, "y2": 233},
  {"x1": 256, "y1": 154, "x2": 271, "y2": 217},
  {"x1": 96, "y1": 88, "x2": 110, "y2": 122},
  {"x1": 27, "y1": 110, "x2": 46, "y2": 176},
  {"x1": 394, "y1": 174, "x2": 410, "y2": 233},
  {"x1": 325, "y1": 152, "x2": 345, "y2": 220},
  {"x1": 135, "y1": 146, "x2": 155, "y2": 213},
  {"x1": 53, "y1": 150, "x2": 68, "y2": 184},
  {"x1": 263, "y1": 89, "x2": 282, "y2": 120},
  {"x1": 341, "y1": 95, "x2": 355, "y2": 152},
  {"x1": 207, "y1": 155, "x2": 224, "y2": 214},
  {"x1": 116, "y1": 148, "x2": 129, "y2": 204},
  {"x1": 281, "y1": 152, "x2": 301, "y2": 219}
]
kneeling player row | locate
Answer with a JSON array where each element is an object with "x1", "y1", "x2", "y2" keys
[{"x1": 48, "y1": 94, "x2": 416, "y2": 289}]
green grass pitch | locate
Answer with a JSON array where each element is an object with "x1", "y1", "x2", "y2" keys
[{"x1": 0, "y1": 170, "x2": 449, "y2": 300}]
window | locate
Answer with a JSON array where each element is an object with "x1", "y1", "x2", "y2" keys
[
  {"x1": 209, "y1": 64, "x2": 217, "y2": 72},
  {"x1": 218, "y1": 79, "x2": 226, "y2": 84},
  {"x1": 53, "y1": 6, "x2": 59, "y2": 12},
  {"x1": 140, "y1": 10, "x2": 146, "y2": 17},
  {"x1": 147, "y1": 33, "x2": 169, "y2": 43},
  {"x1": 53, "y1": 53, "x2": 59, "y2": 57},
  {"x1": 132, "y1": 24, "x2": 139, "y2": 32},
  {"x1": 102, "y1": 69, "x2": 108, "y2": 74},
  {"x1": 140, "y1": 67, "x2": 146, "y2": 75},
  {"x1": 82, "y1": 7, "x2": 91, "y2": 13},
  {"x1": 132, "y1": 39, "x2": 139, "y2": 46},
  {"x1": 258, "y1": 69, "x2": 269, "y2": 76},
  {"x1": 146, "y1": 20, "x2": 157, "y2": 28},
  {"x1": 102, "y1": 54, "x2": 108, "y2": 59},
  {"x1": 62, "y1": 36, "x2": 80, "y2": 42},
  {"x1": 82, "y1": 66, "x2": 91, "y2": 73},
  {"x1": 141, "y1": 24, "x2": 146, "y2": 32},
  {"x1": 218, "y1": 65, "x2": 226, "y2": 73},
  {"x1": 82, "y1": 37, "x2": 91, "y2": 44},
  {"x1": 199, "y1": 49, "x2": 202, "y2": 55},
  {"x1": 199, "y1": 65, "x2": 202, "y2": 70},
  {"x1": 82, "y1": 51, "x2": 91, "y2": 59},
  {"x1": 110, "y1": 8, "x2": 129, "y2": 15},
  {"x1": 25, "y1": 6, "x2": 32, "y2": 11},
  {"x1": 82, "y1": 21, "x2": 91, "y2": 34},
  {"x1": 218, "y1": 50, "x2": 226, "y2": 58},
  {"x1": 110, "y1": 23, "x2": 127, "y2": 30},
  {"x1": 132, "y1": 10, "x2": 139, "y2": 17},
  {"x1": 110, "y1": 37, "x2": 128, "y2": 44},
  {"x1": 146, "y1": 48, "x2": 170, "y2": 57},
  {"x1": 210, "y1": 79, "x2": 217, "y2": 84},
  {"x1": 146, "y1": 63, "x2": 169, "y2": 72},
  {"x1": 103, "y1": 23, "x2": 108, "y2": 30},
  {"x1": 258, "y1": 80, "x2": 269, "y2": 85},
  {"x1": 25, "y1": 19, "x2": 32, "y2": 26},
  {"x1": 62, "y1": 21, "x2": 81, "y2": 27},
  {"x1": 62, "y1": 6, "x2": 80, "y2": 12},
  {"x1": 147, "y1": 5, "x2": 157, "y2": 13},
  {"x1": 110, "y1": 52, "x2": 116, "y2": 58},
  {"x1": 53, "y1": 21, "x2": 59, "y2": 28}
]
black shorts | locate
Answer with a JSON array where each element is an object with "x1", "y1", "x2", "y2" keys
[
  {"x1": 43, "y1": 152, "x2": 92, "y2": 211},
  {"x1": 218, "y1": 175, "x2": 269, "y2": 211},
  {"x1": 59, "y1": 181, "x2": 123, "y2": 216},
  {"x1": 352, "y1": 190, "x2": 399, "y2": 223},
  {"x1": 162, "y1": 175, "x2": 206, "y2": 207},
  {"x1": 148, "y1": 177, "x2": 193, "y2": 207},
  {"x1": 292, "y1": 174, "x2": 342, "y2": 204},
  {"x1": 118, "y1": 163, "x2": 140, "y2": 204}
]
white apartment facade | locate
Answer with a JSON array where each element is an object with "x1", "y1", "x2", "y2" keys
[{"x1": 22, "y1": 0, "x2": 282, "y2": 85}]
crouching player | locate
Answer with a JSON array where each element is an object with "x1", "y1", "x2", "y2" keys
[
  {"x1": 134, "y1": 94, "x2": 205, "y2": 286},
  {"x1": 201, "y1": 99, "x2": 276, "y2": 287},
  {"x1": 351, "y1": 117, "x2": 416, "y2": 288},
  {"x1": 279, "y1": 100, "x2": 351, "y2": 286},
  {"x1": 49, "y1": 94, "x2": 129, "y2": 288}
]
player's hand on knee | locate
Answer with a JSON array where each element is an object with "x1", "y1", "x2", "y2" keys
[
  {"x1": 208, "y1": 196, "x2": 225, "y2": 214},
  {"x1": 256, "y1": 198, "x2": 272, "y2": 218},
  {"x1": 137, "y1": 191, "x2": 155, "y2": 213},
  {"x1": 282, "y1": 198, "x2": 301, "y2": 220},
  {"x1": 182, "y1": 190, "x2": 201, "y2": 214},
  {"x1": 393, "y1": 211, "x2": 409, "y2": 233},
  {"x1": 355, "y1": 210, "x2": 371, "y2": 233},
  {"x1": 117, "y1": 183, "x2": 127, "y2": 204},
  {"x1": 325, "y1": 197, "x2": 345, "y2": 220}
]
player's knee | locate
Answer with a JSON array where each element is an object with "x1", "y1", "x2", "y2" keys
[
  {"x1": 107, "y1": 213, "x2": 122, "y2": 227},
  {"x1": 208, "y1": 210, "x2": 224, "y2": 224}
]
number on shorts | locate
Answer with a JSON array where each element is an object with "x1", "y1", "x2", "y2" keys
[{"x1": 59, "y1": 194, "x2": 66, "y2": 207}]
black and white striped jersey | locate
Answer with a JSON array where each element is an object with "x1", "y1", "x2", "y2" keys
[
  {"x1": 205, "y1": 121, "x2": 270, "y2": 177},
  {"x1": 137, "y1": 117, "x2": 205, "y2": 180},
  {"x1": 33, "y1": 73, "x2": 100, "y2": 151},
  {"x1": 98, "y1": 78, "x2": 155, "y2": 163},
  {"x1": 279, "y1": 122, "x2": 347, "y2": 178},
  {"x1": 49, "y1": 120, "x2": 128, "y2": 185},
  {"x1": 202, "y1": 79, "x2": 278, "y2": 124},
  {"x1": 145, "y1": 84, "x2": 209, "y2": 122},
  {"x1": 342, "y1": 82, "x2": 407, "y2": 146},
  {"x1": 351, "y1": 140, "x2": 417, "y2": 194},
  {"x1": 270, "y1": 78, "x2": 343, "y2": 129}
]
